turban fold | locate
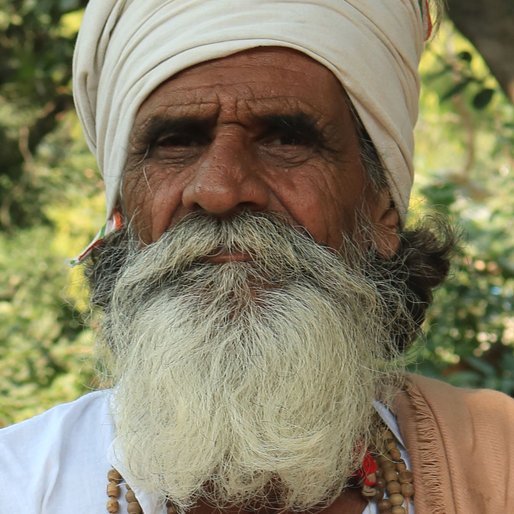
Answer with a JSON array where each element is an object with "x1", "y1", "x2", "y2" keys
[{"x1": 72, "y1": 0, "x2": 430, "y2": 263}]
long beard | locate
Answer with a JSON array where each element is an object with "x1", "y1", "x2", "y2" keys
[{"x1": 96, "y1": 212, "x2": 409, "y2": 511}]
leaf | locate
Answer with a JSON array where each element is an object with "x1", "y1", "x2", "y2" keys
[
  {"x1": 420, "y1": 182, "x2": 457, "y2": 210},
  {"x1": 425, "y1": 63, "x2": 452, "y2": 81},
  {"x1": 472, "y1": 88, "x2": 495, "y2": 110},
  {"x1": 457, "y1": 51, "x2": 473, "y2": 63},
  {"x1": 448, "y1": 371, "x2": 482, "y2": 388},
  {"x1": 465, "y1": 356, "x2": 496, "y2": 377},
  {"x1": 59, "y1": 0, "x2": 82, "y2": 11},
  {"x1": 440, "y1": 78, "x2": 473, "y2": 102}
]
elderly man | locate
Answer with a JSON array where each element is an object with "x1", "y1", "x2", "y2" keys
[{"x1": 1, "y1": 1, "x2": 514, "y2": 513}]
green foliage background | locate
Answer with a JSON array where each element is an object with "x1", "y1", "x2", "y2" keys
[{"x1": 1, "y1": 3, "x2": 513, "y2": 427}]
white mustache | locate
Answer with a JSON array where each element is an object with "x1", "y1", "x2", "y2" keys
[{"x1": 119, "y1": 211, "x2": 370, "y2": 298}]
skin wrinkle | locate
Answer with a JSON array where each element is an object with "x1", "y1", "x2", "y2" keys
[
  {"x1": 122, "y1": 48, "x2": 398, "y2": 254},
  {"x1": 128, "y1": 100, "x2": 341, "y2": 169}
]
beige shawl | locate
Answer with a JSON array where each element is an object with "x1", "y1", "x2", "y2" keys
[{"x1": 395, "y1": 374, "x2": 514, "y2": 513}]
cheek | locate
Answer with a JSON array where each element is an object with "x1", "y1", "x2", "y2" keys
[
  {"x1": 275, "y1": 166, "x2": 366, "y2": 249},
  {"x1": 286, "y1": 189, "x2": 336, "y2": 245},
  {"x1": 122, "y1": 167, "x2": 185, "y2": 244}
]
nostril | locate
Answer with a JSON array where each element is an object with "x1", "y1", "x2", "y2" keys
[{"x1": 181, "y1": 162, "x2": 270, "y2": 216}]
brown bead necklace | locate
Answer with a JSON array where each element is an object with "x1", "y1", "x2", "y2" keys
[
  {"x1": 106, "y1": 468, "x2": 176, "y2": 514},
  {"x1": 357, "y1": 428, "x2": 414, "y2": 514},
  {"x1": 106, "y1": 429, "x2": 413, "y2": 514}
]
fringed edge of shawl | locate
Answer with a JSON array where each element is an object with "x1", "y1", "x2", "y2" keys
[{"x1": 403, "y1": 376, "x2": 448, "y2": 514}]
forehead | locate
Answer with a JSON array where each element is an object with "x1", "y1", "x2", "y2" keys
[{"x1": 135, "y1": 47, "x2": 352, "y2": 125}]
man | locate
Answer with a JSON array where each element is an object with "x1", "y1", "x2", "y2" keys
[{"x1": 1, "y1": 1, "x2": 513, "y2": 513}]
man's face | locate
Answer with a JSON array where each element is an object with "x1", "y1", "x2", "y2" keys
[{"x1": 123, "y1": 47, "x2": 389, "y2": 251}]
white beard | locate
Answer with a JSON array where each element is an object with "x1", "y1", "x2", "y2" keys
[{"x1": 100, "y1": 213, "x2": 406, "y2": 511}]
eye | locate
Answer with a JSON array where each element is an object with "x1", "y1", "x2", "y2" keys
[
  {"x1": 147, "y1": 130, "x2": 212, "y2": 165},
  {"x1": 264, "y1": 133, "x2": 312, "y2": 147},
  {"x1": 149, "y1": 131, "x2": 211, "y2": 163},
  {"x1": 259, "y1": 130, "x2": 318, "y2": 167},
  {"x1": 259, "y1": 114, "x2": 323, "y2": 150},
  {"x1": 155, "y1": 133, "x2": 210, "y2": 148}
]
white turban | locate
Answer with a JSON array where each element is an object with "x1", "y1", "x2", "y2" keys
[{"x1": 72, "y1": 0, "x2": 431, "y2": 261}]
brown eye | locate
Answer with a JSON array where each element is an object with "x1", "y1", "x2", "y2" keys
[
  {"x1": 264, "y1": 133, "x2": 312, "y2": 147},
  {"x1": 259, "y1": 113, "x2": 323, "y2": 150},
  {"x1": 259, "y1": 132, "x2": 316, "y2": 168},
  {"x1": 148, "y1": 132, "x2": 211, "y2": 165},
  {"x1": 156, "y1": 133, "x2": 209, "y2": 148}
]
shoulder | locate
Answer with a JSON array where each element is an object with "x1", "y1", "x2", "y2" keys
[
  {"x1": 396, "y1": 374, "x2": 514, "y2": 512},
  {"x1": 0, "y1": 390, "x2": 114, "y2": 513},
  {"x1": 399, "y1": 373, "x2": 514, "y2": 446},
  {"x1": 405, "y1": 372, "x2": 514, "y2": 425},
  {"x1": 0, "y1": 389, "x2": 112, "y2": 449}
]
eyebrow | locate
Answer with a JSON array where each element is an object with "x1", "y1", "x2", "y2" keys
[
  {"x1": 138, "y1": 115, "x2": 214, "y2": 145},
  {"x1": 258, "y1": 112, "x2": 324, "y2": 145},
  {"x1": 136, "y1": 111, "x2": 324, "y2": 147}
]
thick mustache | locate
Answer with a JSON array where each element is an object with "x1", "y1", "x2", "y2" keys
[{"x1": 138, "y1": 211, "x2": 317, "y2": 268}]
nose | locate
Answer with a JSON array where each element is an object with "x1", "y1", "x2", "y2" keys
[{"x1": 181, "y1": 132, "x2": 270, "y2": 217}]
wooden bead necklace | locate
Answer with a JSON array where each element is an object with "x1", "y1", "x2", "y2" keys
[
  {"x1": 106, "y1": 429, "x2": 413, "y2": 514},
  {"x1": 357, "y1": 428, "x2": 414, "y2": 514},
  {"x1": 106, "y1": 468, "x2": 176, "y2": 514}
]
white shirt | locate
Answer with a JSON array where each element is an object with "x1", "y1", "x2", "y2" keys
[{"x1": 0, "y1": 391, "x2": 414, "y2": 513}]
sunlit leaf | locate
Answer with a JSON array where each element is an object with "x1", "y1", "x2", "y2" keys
[{"x1": 457, "y1": 50, "x2": 473, "y2": 63}]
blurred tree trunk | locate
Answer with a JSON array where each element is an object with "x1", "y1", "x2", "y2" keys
[{"x1": 446, "y1": 0, "x2": 514, "y2": 103}]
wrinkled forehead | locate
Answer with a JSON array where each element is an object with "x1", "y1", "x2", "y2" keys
[{"x1": 135, "y1": 47, "x2": 351, "y2": 123}]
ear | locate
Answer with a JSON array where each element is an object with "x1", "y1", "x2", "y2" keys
[
  {"x1": 112, "y1": 206, "x2": 125, "y2": 230},
  {"x1": 369, "y1": 190, "x2": 400, "y2": 258}
]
